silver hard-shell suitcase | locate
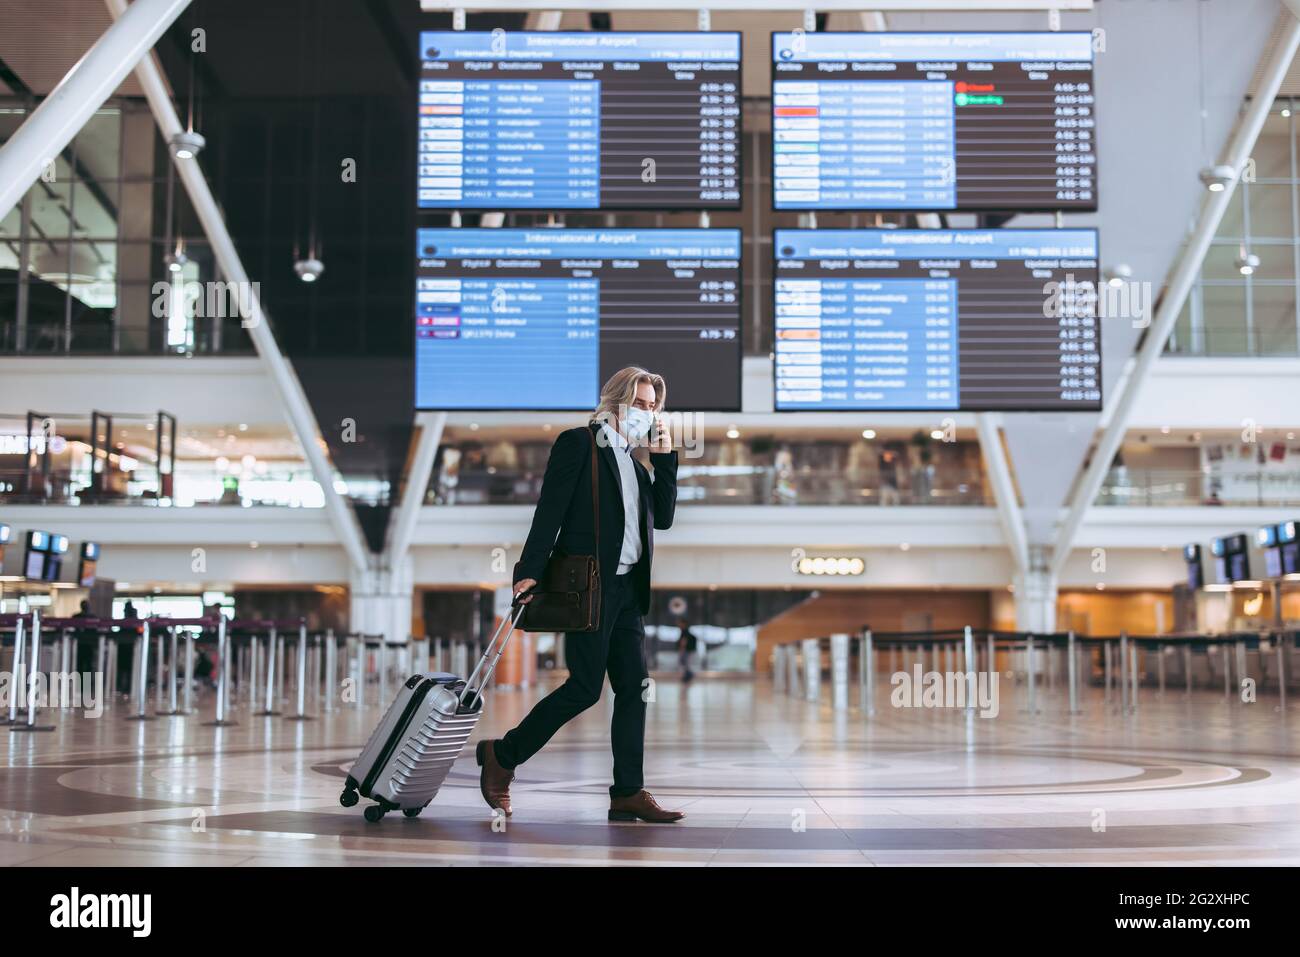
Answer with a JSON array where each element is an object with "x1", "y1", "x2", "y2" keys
[{"x1": 340, "y1": 601, "x2": 527, "y2": 822}]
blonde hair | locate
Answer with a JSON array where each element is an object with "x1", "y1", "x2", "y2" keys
[{"x1": 593, "y1": 366, "x2": 666, "y2": 421}]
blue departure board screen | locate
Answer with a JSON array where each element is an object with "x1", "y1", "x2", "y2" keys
[
  {"x1": 416, "y1": 228, "x2": 742, "y2": 410},
  {"x1": 772, "y1": 32, "x2": 1096, "y2": 211},
  {"x1": 418, "y1": 31, "x2": 741, "y2": 210},
  {"x1": 773, "y1": 229, "x2": 1100, "y2": 412}
]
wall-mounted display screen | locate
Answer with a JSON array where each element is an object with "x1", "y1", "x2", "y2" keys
[
  {"x1": 79, "y1": 542, "x2": 100, "y2": 588},
  {"x1": 415, "y1": 228, "x2": 742, "y2": 410},
  {"x1": 773, "y1": 228, "x2": 1100, "y2": 411},
  {"x1": 418, "y1": 31, "x2": 741, "y2": 210},
  {"x1": 771, "y1": 31, "x2": 1096, "y2": 211}
]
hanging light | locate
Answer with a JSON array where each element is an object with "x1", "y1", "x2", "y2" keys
[
  {"x1": 164, "y1": 240, "x2": 188, "y2": 273},
  {"x1": 170, "y1": 130, "x2": 206, "y2": 160},
  {"x1": 1103, "y1": 263, "x2": 1132, "y2": 288},
  {"x1": 1236, "y1": 248, "x2": 1260, "y2": 276},
  {"x1": 1199, "y1": 164, "x2": 1236, "y2": 192},
  {"x1": 294, "y1": 257, "x2": 324, "y2": 282}
]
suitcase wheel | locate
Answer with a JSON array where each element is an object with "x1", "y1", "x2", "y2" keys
[
  {"x1": 364, "y1": 805, "x2": 386, "y2": 823},
  {"x1": 402, "y1": 807, "x2": 422, "y2": 818},
  {"x1": 339, "y1": 788, "x2": 359, "y2": 808}
]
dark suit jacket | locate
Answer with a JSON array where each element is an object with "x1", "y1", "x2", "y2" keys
[{"x1": 514, "y1": 422, "x2": 678, "y2": 616}]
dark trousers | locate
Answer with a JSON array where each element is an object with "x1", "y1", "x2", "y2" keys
[{"x1": 494, "y1": 572, "x2": 648, "y2": 798}]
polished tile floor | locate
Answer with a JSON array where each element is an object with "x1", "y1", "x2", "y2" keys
[{"x1": 2, "y1": 673, "x2": 1298, "y2": 866}]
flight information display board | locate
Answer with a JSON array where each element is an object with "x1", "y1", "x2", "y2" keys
[
  {"x1": 773, "y1": 228, "x2": 1100, "y2": 412},
  {"x1": 418, "y1": 31, "x2": 741, "y2": 210},
  {"x1": 415, "y1": 228, "x2": 742, "y2": 410},
  {"x1": 771, "y1": 31, "x2": 1096, "y2": 211}
]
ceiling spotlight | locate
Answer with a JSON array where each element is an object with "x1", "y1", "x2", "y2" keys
[
  {"x1": 170, "y1": 130, "x2": 206, "y2": 160},
  {"x1": 1284, "y1": 108, "x2": 1293, "y2": 118},
  {"x1": 1103, "y1": 263, "x2": 1132, "y2": 288},
  {"x1": 164, "y1": 249, "x2": 188, "y2": 272},
  {"x1": 726, "y1": 426, "x2": 740, "y2": 439},
  {"x1": 1199, "y1": 164, "x2": 1237, "y2": 192},
  {"x1": 294, "y1": 257, "x2": 324, "y2": 282},
  {"x1": 1236, "y1": 251, "x2": 1260, "y2": 276},
  {"x1": 862, "y1": 429, "x2": 876, "y2": 439}
]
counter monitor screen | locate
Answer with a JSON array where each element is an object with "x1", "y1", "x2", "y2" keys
[
  {"x1": 415, "y1": 228, "x2": 742, "y2": 410},
  {"x1": 418, "y1": 31, "x2": 741, "y2": 210},
  {"x1": 771, "y1": 31, "x2": 1096, "y2": 211},
  {"x1": 773, "y1": 228, "x2": 1100, "y2": 411}
]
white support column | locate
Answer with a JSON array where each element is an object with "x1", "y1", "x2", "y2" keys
[
  {"x1": 104, "y1": 0, "x2": 370, "y2": 574},
  {"x1": 0, "y1": 0, "x2": 193, "y2": 221},
  {"x1": 350, "y1": 555, "x2": 415, "y2": 646},
  {"x1": 1051, "y1": 9, "x2": 1300, "y2": 581},
  {"x1": 1014, "y1": 547, "x2": 1058, "y2": 634}
]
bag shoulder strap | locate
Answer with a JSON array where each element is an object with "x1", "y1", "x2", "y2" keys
[{"x1": 588, "y1": 424, "x2": 600, "y2": 560}]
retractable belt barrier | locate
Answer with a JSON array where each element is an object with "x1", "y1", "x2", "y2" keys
[{"x1": 773, "y1": 627, "x2": 1299, "y2": 718}]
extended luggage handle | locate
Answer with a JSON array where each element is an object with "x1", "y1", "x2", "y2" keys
[{"x1": 459, "y1": 590, "x2": 532, "y2": 707}]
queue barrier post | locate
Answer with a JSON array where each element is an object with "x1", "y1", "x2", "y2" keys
[
  {"x1": 354, "y1": 635, "x2": 367, "y2": 710},
  {"x1": 127, "y1": 619, "x2": 153, "y2": 721},
  {"x1": 96, "y1": 631, "x2": 108, "y2": 702},
  {"x1": 830, "y1": 633, "x2": 848, "y2": 712},
  {"x1": 12, "y1": 609, "x2": 53, "y2": 732},
  {"x1": 324, "y1": 629, "x2": 338, "y2": 713},
  {"x1": 1023, "y1": 634, "x2": 1037, "y2": 714},
  {"x1": 1129, "y1": 640, "x2": 1139, "y2": 714},
  {"x1": 773, "y1": 644, "x2": 786, "y2": 694},
  {"x1": 275, "y1": 628, "x2": 286, "y2": 708},
  {"x1": 1118, "y1": 634, "x2": 1129, "y2": 715},
  {"x1": 204, "y1": 616, "x2": 237, "y2": 727},
  {"x1": 289, "y1": 622, "x2": 312, "y2": 721},
  {"x1": 106, "y1": 635, "x2": 118, "y2": 699},
  {"x1": 4, "y1": 615, "x2": 26, "y2": 725},
  {"x1": 1067, "y1": 631, "x2": 1080, "y2": 715},
  {"x1": 1276, "y1": 638, "x2": 1288, "y2": 710},
  {"x1": 57, "y1": 628, "x2": 71, "y2": 707},
  {"x1": 801, "y1": 638, "x2": 820, "y2": 703},
  {"x1": 861, "y1": 629, "x2": 875, "y2": 716},
  {"x1": 248, "y1": 628, "x2": 261, "y2": 713},
  {"x1": 1235, "y1": 640, "x2": 1247, "y2": 703},
  {"x1": 181, "y1": 626, "x2": 195, "y2": 715},
  {"x1": 260, "y1": 626, "x2": 280, "y2": 716},
  {"x1": 963, "y1": 627, "x2": 975, "y2": 714},
  {"x1": 309, "y1": 631, "x2": 321, "y2": 715},
  {"x1": 154, "y1": 627, "x2": 166, "y2": 712},
  {"x1": 1157, "y1": 643, "x2": 1166, "y2": 696}
]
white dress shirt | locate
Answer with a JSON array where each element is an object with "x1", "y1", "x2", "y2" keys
[{"x1": 599, "y1": 422, "x2": 643, "y2": 574}]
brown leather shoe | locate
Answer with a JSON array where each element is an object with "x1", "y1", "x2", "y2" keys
[
  {"x1": 608, "y1": 790, "x2": 684, "y2": 823},
  {"x1": 476, "y1": 739, "x2": 513, "y2": 816}
]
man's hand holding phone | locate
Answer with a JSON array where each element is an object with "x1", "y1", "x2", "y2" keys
[{"x1": 649, "y1": 414, "x2": 672, "y2": 452}]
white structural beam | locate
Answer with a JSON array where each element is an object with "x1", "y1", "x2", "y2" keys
[
  {"x1": 104, "y1": 0, "x2": 370, "y2": 574},
  {"x1": 1051, "y1": 7, "x2": 1300, "y2": 581},
  {"x1": 0, "y1": 0, "x2": 193, "y2": 221},
  {"x1": 975, "y1": 414, "x2": 1030, "y2": 577},
  {"x1": 424, "y1": 1, "x2": 1090, "y2": 10},
  {"x1": 387, "y1": 411, "x2": 447, "y2": 566}
]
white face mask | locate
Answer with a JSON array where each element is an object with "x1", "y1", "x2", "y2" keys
[{"x1": 623, "y1": 407, "x2": 654, "y2": 443}]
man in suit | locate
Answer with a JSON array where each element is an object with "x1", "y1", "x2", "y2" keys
[{"x1": 477, "y1": 367, "x2": 684, "y2": 823}]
